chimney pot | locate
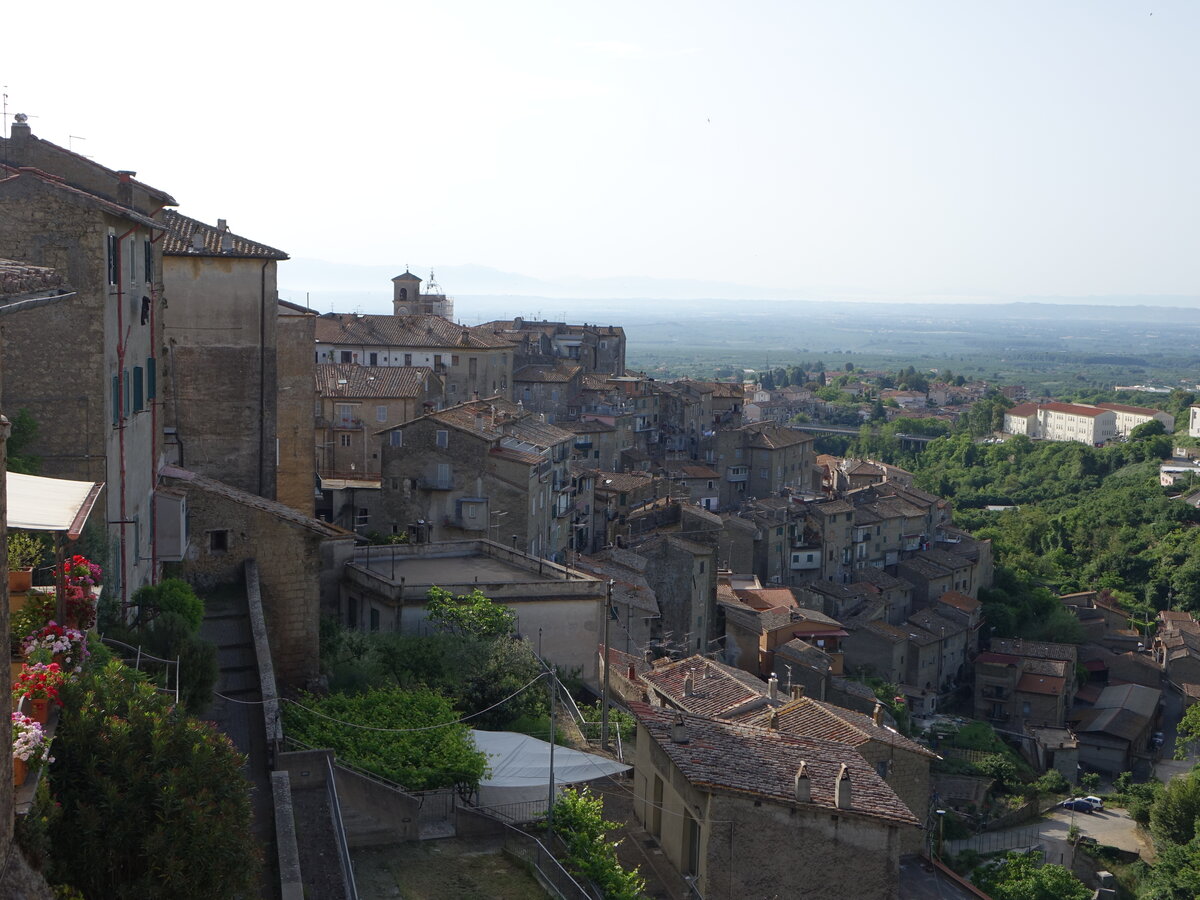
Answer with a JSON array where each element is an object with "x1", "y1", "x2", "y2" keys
[
  {"x1": 793, "y1": 762, "x2": 811, "y2": 803},
  {"x1": 872, "y1": 702, "x2": 885, "y2": 726},
  {"x1": 683, "y1": 672, "x2": 695, "y2": 697},
  {"x1": 768, "y1": 674, "x2": 779, "y2": 701},
  {"x1": 791, "y1": 684, "x2": 805, "y2": 700},
  {"x1": 670, "y1": 714, "x2": 689, "y2": 744},
  {"x1": 835, "y1": 763, "x2": 852, "y2": 809}
]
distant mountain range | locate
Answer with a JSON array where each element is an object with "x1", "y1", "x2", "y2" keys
[{"x1": 277, "y1": 257, "x2": 1200, "y2": 323}]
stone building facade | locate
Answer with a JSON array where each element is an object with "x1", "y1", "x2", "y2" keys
[
  {"x1": 276, "y1": 300, "x2": 318, "y2": 515},
  {"x1": 0, "y1": 122, "x2": 172, "y2": 605},
  {"x1": 159, "y1": 210, "x2": 289, "y2": 499},
  {"x1": 161, "y1": 465, "x2": 353, "y2": 686},
  {"x1": 630, "y1": 703, "x2": 918, "y2": 900}
]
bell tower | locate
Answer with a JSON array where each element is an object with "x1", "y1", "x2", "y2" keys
[{"x1": 391, "y1": 270, "x2": 422, "y2": 315}]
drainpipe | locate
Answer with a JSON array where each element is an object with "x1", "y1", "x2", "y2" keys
[
  {"x1": 260, "y1": 261, "x2": 268, "y2": 498},
  {"x1": 114, "y1": 222, "x2": 138, "y2": 613},
  {"x1": 149, "y1": 228, "x2": 163, "y2": 582}
]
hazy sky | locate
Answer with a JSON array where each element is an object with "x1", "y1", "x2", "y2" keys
[{"x1": 4, "y1": 2, "x2": 1197, "y2": 300}]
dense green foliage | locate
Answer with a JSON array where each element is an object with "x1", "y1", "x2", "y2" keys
[
  {"x1": 7, "y1": 407, "x2": 42, "y2": 474},
  {"x1": 283, "y1": 687, "x2": 487, "y2": 790},
  {"x1": 107, "y1": 578, "x2": 217, "y2": 712},
  {"x1": 972, "y1": 851, "x2": 1090, "y2": 900},
  {"x1": 552, "y1": 787, "x2": 646, "y2": 900},
  {"x1": 426, "y1": 586, "x2": 518, "y2": 639},
  {"x1": 45, "y1": 662, "x2": 258, "y2": 899}
]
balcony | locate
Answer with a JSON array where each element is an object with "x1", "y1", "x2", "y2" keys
[
  {"x1": 417, "y1": 476, "x2": 454, "y2": 490},
  {"x1": 726, "y1": 466, "x2": 749, "y2": 483}
]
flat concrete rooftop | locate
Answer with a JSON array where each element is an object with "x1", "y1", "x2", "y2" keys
[{"x1": 360, "y1": 554, "x2": 536, "y2": 585}]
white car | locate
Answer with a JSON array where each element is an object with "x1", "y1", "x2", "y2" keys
[{"x1": 1082, "y1": 795, "x2": 1104, "y2": 810}]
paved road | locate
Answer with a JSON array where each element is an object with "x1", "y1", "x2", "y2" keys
[
  {"x1": 1042, "y1": 806, "x2": 1147, "y2": 856},
  {"x1": 1155, "y1": 682, "x2": 1193, "y2": 784}
]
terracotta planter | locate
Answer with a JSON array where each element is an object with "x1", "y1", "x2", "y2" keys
[
  {"x1": 28, "y1": 698, "x2": 49, "y2": 725},
  {"x1": 13, "y1": 756, "x2": 26, "y2": 787},
  {"x1": 7, "y1": 568, "x2": 32, "y2": 594}
]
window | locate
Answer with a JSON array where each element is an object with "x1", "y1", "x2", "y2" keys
[
  {"x1": 369, "y1": 608, "x2": 380, "y2": 632},
  {"x1": 875, "y1": 761, "x2": 889, "y2": 779},
  {"x1": 469, "y1": 358, "x2": 478, "y2": 377},
  {"x1": 369, "y1": 352, "x2": 378, "y2": 365},
  {"x1": 436, "y1": 430, "x2": 449, "y2": 448},
  {"x1": 389, "y1": 431, "x2": 403, "y2": 447},
  {"x1": 339, "y1": 434, "x2": 351, "y2": 447},
  {"x1": 146, "y1": 357, "x2": 157, "y2": 399},
  {"x1": 143, "y1": 239, "x2": 153, "y2": 283},
  {"x1": 404, "y1": 353, "x2": 413, "y2": 366},
  {"x1": 452, "y1": 355, "x2": 460, "y2": 366},
  {"x1": 338, "y1": 350, "x2": 351, "y2": 363},
  {"x1": 123, "y1": 368, "x2": 131, "y2": 416},
  {"x1": 209, "y1": 530, "x2": 229, "y2": 553},
  {"x1": 111, "y1": 373, "x2": 120, "y2": 425},
  {"x1": 376, "y1": 405, "x2": 387, "y2": 423},
  {"x1": 133, "y1": 366, "x2": 144, "y2": 412},
  {"x1": 437, "y1": 463, "x2": 451, "y2": 485},
  {"x1": 107, "y1": 234, "x2": 119, "y2": 285},
  {"x1": 434, "y1": 354, "x2": 443, "y2": 368},
  {"x1": 466, "y1": 504, "x2": 477, "y2": 519}
]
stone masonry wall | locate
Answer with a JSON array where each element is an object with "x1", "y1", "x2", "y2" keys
[
  {"x1": 174, "y1": 486, "x2": 322, "y2": 686},
  {"x1": 276, "y1": 308, "x2": 316, "y2": 516}
]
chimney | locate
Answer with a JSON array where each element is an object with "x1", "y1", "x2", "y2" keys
[
  {"x1": 835, "y1": 764, "x2": 852, "y2": 809},
  {"x1": 791, "y1": 684, "x2": 805, "y2": 700},
  {"x1": 872, "y1": 702, "x2": 885, "y2": 726},
  {"x1": 10, "y1": 112, "x2": 31, "y2": 144},
  {"x1": 768, "y1": 674, "x2": 779, "y2": 701},
  {"x1": 191, "y1": 231, "x2": 205, "y2": 251},
  {"x1": 683, "y1": 672, "x2": 695, "y2": 697},
  {"x1": 217, "y1": 219, "x2": 233, "y2": 252},
  {"x1": 793, "y1": 762, "x2": 811, "y2": 803},
  {"x1": 670, "y1": 714, "x2": 689, "y2": 744},
  {"x1": 117, "y1": 170, "x2": 136, "y2": 207},
  {"x1": 768, "y1": 709, "x2": 779, "y2": 730}
]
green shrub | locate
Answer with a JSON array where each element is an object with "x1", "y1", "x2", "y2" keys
[{"x1": 552, "y1": 788, "x2": 645, "y2": 900}]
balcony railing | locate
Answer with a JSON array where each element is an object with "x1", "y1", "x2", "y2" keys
[{"x1": 726, "y1": 467, "x2": 749, "y2": 483}]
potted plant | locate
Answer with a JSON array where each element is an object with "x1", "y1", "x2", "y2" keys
[
  {"x1": 11, "y1": 712, "x2": 53, "y2": 787},
  {"x1": 10, "y1": 592, "x2": 55, "y2": 677},
  {"x1": 22, "y1": 623, "x2": 88, "y2": 672},
  {"x1": 13, "y1": 661, "x2": 64, "y2": 724},
  {"x1": 7, "y1": 530, "x2": 46, "y2": 594}
]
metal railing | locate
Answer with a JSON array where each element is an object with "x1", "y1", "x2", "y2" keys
[
  {"x1": 99, "y1": 635, "x2": 181, "y2": 704},
  {"x1": 323, "y1": 751, "x2": 359, "y2": 900},
  {"x1": 469, "y1": 807, "x2": 596, "y2": 900}
]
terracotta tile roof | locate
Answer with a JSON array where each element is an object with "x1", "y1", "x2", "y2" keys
[
  {"x1": 0, "y1": 164, "x2": 164, "y2": 229},
  {"x1": 640, "y1": 655, "x2": 771, "y2": 719},
  {"x1": 0, "y1": 258, "x2": 69, "y2": 299},
  {"x1": 315, "y1": 313, "x2": 510, "y2": 349},
  {"x1": 161, "y1": 465, "x2": 351, "y2": 539},
  {"x1": 739, "y1": 697, "x2": 938, "y2": 760},
  {"x1": 159, "y1": 209, "x2": 288, "y2": 259},
  {"x1": 1005, "y1": 402, "x2": 1041, "y2": 417},
  {"x1": 734, "y1": 588, "x2": 798, "y2": 611},
  {"x1": 631, "y1": 703, "x2": 920, "y2": 826},
  {"x1": 564, "y1": 420, "x2": 614, "y2": 434},
  {"x1": 990, "y1": 638, "x2": 1077, "y2": 664},
  {"x1": 593, "y1": 471, "x2": 656, "y2": 494},
  {"x1": 1016, "y1": 672, "x2": 1065, "y2": 696},
  {"x1": 937, "y1": 590, "x2": 980, "y2": 614},
  {"x1": 398, "y1": 398, "x2": 573, "y2": 448},
  {"x1": 678, "y1": 465, "x2": 720, "y2": 479},
  {"x1": 976, "y1": 651, "x2": 1020, "y2": 666},
  {"x1": 1039, "y1": 401, "x2": 1108, "y2": 418},
  {"x1": 316, "y1": 364, "x2": 434, "y2": 399},
  {"x1": 742, "y1": 423, "x2": 814, "y2": 450},
  {"x1": 1097, "y1": 402, "x2": 1165, "y2": 416},
  {"x1": 513, "y1": 364, "x2": 581, "y2": 383}
]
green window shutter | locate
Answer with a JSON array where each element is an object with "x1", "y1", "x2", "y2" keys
[
  {"x1": 133, "y1": 366, "x2": 144, "y2": 412},
  {"x1": 123, "y1": 369, "x2": 130, "y2": 417},
  {"x1": 112, "y1": 375, "x2": 120, "y2": 425},
  {"x1": 147, "y1": 357, "x2": 157, "y2": 399}
]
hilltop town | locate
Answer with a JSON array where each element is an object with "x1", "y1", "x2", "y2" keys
[{"x1": 1, "y1": 118, "x2": 1198, "y2": 900}]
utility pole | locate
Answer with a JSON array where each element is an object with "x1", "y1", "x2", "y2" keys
[
  {"x1": 601, "y1": 578, "x2": 614, "y2": 750},
  {"x1": 546, "y1": 664, "x2": 557, "y2": 836}
]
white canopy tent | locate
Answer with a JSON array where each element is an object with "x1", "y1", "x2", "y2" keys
[
  {"x1": 7, "y1": 472, "x2": 103, "y2": 539},
  {"x1": 471, "y1": 730, "x2": 630, "y2": 818}
]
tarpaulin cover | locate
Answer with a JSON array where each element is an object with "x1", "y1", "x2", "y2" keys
[
  {"x1": 471, "y1": 730, "x2": 630, "y2": 812},
  {"x1": 7, "y1": 472, "x2": 103, "y2": 537}
]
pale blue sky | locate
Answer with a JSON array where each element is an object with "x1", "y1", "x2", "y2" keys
[{"x1": 4, "y1": 1, "x2": 1196, "y2": 300}]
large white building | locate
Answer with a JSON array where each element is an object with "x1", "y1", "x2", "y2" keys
[
  {"x1": 1002, "y1": 401, "x2": 1117, "y2": 446},
  {"x1": 1096, "y1": 402, "x2": 1174, "y2": 437},
  {"x1": 1189, "y1": 406, "x2": 1200, "y2": 439}
]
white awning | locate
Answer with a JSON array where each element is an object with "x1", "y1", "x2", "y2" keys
[
  {"x1": 470, "y1": 730, "x2": 630, "y2": 813},
  {"x1": 6, "y1": 472, "x2": 103, "y2": 538}
]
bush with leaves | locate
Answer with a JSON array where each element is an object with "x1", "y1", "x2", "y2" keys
[
  {"x1": 1033, "y1": 769, "x2": 1069, "y2": 797},
  {"x1": 425, "y1": 586, "x2": 516, "y2": 639},
  {"x1": 972, "y1": 851, "x2": 1090, "y2": 900},
  {"x1": 552, "y1": 787, "x2": 645, "y2": 900},
  {"x1": 282, "y1": 686, "x2": 487, "y2": 791},
  {"x1": 45, "y1": 661, "x2": 258, "y2": 899}
]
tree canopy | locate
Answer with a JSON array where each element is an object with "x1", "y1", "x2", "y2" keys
[{"x1": 972, "y1": 851, "x2": 1090, "y2": 900}]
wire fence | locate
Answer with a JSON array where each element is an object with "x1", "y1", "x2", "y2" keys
[{"x1": 944, "y1": 824, "x2": 1042, "y2": 857}]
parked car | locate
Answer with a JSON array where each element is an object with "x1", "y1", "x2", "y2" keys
[
  {"x1": 1061, "y1": 798, "x2": 1096, "y2": 813},
  {"x1": 1152, "y1": 732, "x2": 1165, "y2": 748},
  {"x1": 1082, "y1": 796, "x2": 1104, "y2": 810}
]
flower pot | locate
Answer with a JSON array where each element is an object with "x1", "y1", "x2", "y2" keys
[
  {"x1": 28, "y1": 698, "x2": 49, "y2": 725},
  {"x1": 8, "y1": 568, "x2": 33, "y2": 594},
  {"x1": 13, "y1": 756, "x2": 26, "y2": 787}
]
